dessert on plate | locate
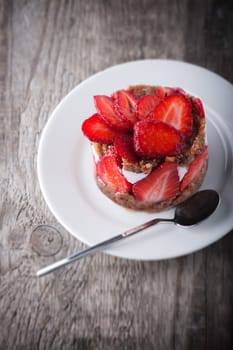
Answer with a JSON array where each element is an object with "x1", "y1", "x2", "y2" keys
[{"x1": 81, "y1": 85, "x2": 208, "y2": 212}]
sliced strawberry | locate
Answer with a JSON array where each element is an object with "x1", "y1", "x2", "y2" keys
[
  {"x1": 155, "y1": 87, "x2": 172, "y2": 99},
  {"x1": 114, "y1": 134, "x2": 138, "y2": 163},
  {"x1": 96, "y1": 154, "x2": 132, "y2": 193},
  {"x1": 103, "y1": 146, "x2": 122, "y2": 167},
  {"x1": 133, "y1": 161, "x2": 180, "y2": 202},
  {"x1": 180, "y1": 146, "x2": 208, "y2": 191},
  {"x1": 155, "y1": 86, "x2": 185, "y2": 99},
  {"x1": 94, "y1": 95, "x2": 131, "y2": 132},
  {"x1": 192, "y1": 97, "x2": 205, "y2": 118},
  {"x1": 135, "y1": 94, "x2": 161, "y2": 120},
  {"x1": 134, "y1": 120, "x2": 184, "y2": 158},
  {"x1": 110, "y1": 91, "x2": 118, "y2": 100},
  {"x1": 151, "y1": 94, "x2": 193, "y2": 137},
  {"x1": 82, "y1": 113, "x2": 119, "y2": 144},
  {"x1": 114, "y1": 90, "x2": 138, "y2": 125},
  {"x1": 171, "y1": 87, "x2": 186, "y2": 95}
]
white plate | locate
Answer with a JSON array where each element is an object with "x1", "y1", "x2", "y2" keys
[{"x1": 37, "y1": 59, "x2": 233, "y2": 260}]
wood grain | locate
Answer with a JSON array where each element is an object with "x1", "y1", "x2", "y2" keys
[{"x1": 0, "y1": 0, "x2": 233, "y2": 349}]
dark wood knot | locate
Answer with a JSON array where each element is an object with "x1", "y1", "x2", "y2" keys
[{"x1": 30, "y1": 225, "x2": 63, "y2": 256}]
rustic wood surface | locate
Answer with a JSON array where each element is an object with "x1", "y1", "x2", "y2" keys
[{"x1": 1, "y1": 0, "x2": 233, "y2": 349}]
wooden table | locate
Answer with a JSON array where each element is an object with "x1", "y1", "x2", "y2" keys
[{"x1": 1, "y1": 1, "x2": 233, "y2": 349}]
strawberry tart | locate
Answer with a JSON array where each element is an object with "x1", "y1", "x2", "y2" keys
[{"x1": 81, "y1": 85, "x2": 208, "y2": 212}]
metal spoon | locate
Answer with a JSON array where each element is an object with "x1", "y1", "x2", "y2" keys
[{"x1": 37, "y1": 189, "x2": 219, "y2": 277}]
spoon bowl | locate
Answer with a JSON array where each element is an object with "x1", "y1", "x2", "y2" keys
[{"x1": 174, "y1": 190, "x2": 220, "y2": 226}]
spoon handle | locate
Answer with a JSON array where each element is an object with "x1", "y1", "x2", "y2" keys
[{"x1": 37, "y1": 217, "x2": 172, "y2": 277}]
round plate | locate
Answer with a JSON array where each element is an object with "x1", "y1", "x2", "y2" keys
[{"x1": 37, "y1": 59, "x2": 233, "y2": 260}]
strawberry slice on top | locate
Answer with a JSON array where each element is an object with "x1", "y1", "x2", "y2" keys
[
  {"x1": 114, "y1": 90, "x2": 138, "y2": 126},
  {"x1": 155, "y1": 87, "x2": 185, "y2": 99},
  {"x1": 151, "y1": 94, "x2": 193, "y2": 137},
  {"x1": 135, "y1": 94, "x2": 161, "y2": 120},
  {"x1": 191, "y1": 97, "x2": 205, "y2": 118},
  {"x1": 155, "y1": 87, "x2": 174, "y2": 99},
  {"x1": 81, "y1": 113, "x2": 119, "y2": 144},
  {"x1": 134, "y1": 119, "x2": 184, "y2": 158},
  {"x1": 133, "y1": 161, "x2": 180, "y2": 202},
  {"x1": 114, "y1": 134, "x2": 138, "y2": 163},
  {"x1": 96, "y1": 154, "x2": 132, "y2": 193},
  {"x1": 94, "y1": 95, "x2": 131, "y2": 132},
  {"x1": 180, "y1": 146, "x2": 208, "y2": 191}
]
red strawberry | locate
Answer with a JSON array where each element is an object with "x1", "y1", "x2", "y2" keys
[
  {"x1": 94, "y1": 95, "x2": 131, "y2": 132},
  {"x1": 136, "y1": 94, "x2": 161, "y2": 120},
  {"x1": 114, "y1": 134, "x2": 138, "y2": 163},
  {"x1": 134, "y1": 120, "x2": 184, "y2": 158},
  {"x1": 172, "y1": 87, "x2": 186, "y2": 95},
  {"x1": 180, "y1": 146, "x2": 208, "y2": 191},
  {"x1": 82, "y1": 113, "x2": 119, "y2": 144},
  {"x1": 155, "y1": 87, "x2": 173, "y2": 99},
  {"x1": 151, "y1": 94, "x2": 193, "y2": 137},
  {"x1": 103, "y1": 146, "x2": 122, "y2": 167},
  {"x1": 114, "y1": 90, "x2": 138, "y2": 125},
  {"x1": 133, "y1": 161, "x2": 180, "y2": 202},
  {"x1": 192, "y1": 97, "x2": 205, "y2": 118},
  {"x1": 96, "y1": 154, "x2": 132, "y2": 193},
  {"x1": 155, "y1": 86, "x2": 185, "y2": 99}
]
